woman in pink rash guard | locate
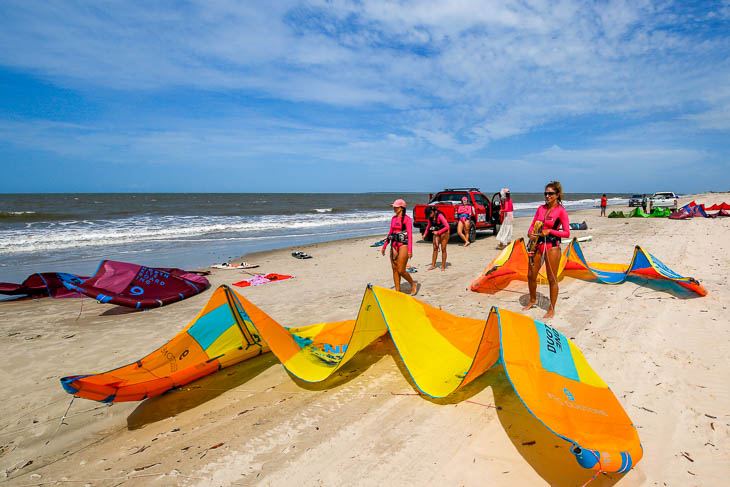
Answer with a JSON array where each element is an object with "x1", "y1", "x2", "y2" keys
[
  {"x1": 456, "y1": 196, "x2": 474, "y2": 247},
  {"x1": 381, "y1": 199, "x2": 418, "y2": 295},
  {"x1": 423, "y1": 206, "x2": 450, "y2": 271},
  {"x1": 524, "y1": 181, "x2": 570, "y2": 319}
]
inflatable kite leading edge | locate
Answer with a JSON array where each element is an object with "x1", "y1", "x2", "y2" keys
[
  {"x1": 60, "y1": 260, "x2": 210, "y2": 308},
  {"x1": 470, "y1": 238, "x2": 707, "y2": 296},
  {"x1": 61, "y1": 284, "x2": 642, "y2": 473}
]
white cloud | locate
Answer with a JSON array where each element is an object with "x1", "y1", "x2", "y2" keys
[{"x1": 0, "y1": 0, "x2": 728, "y2": 190}]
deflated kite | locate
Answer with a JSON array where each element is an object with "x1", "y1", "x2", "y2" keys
[
  {"x1": 2, "y1": 261, "x2": 210, "y2": 308},
  {"x1": 57, "y1": 261, "x2": 209, "y2": 308},
  {"x1": 470, "y1": 238, "x2": 707, "y2": 296},
  {"x1": 61, "y1": 284, "x2": 642, "y2": 473}
]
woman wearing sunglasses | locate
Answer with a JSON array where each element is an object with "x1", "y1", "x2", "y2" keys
[{"x1": 523, "y1": 181, "x2": 570, "y2": 318}]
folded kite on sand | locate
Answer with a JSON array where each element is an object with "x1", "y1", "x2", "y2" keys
[
  {"x1": 60, "y1": 261, "x2": 210, "y2": 308},
  {"x1": 0, "y1": 272, "x2": 88, "y2": 298},
  {"x1": 232, "y1": 273, "x2": 293, "y2": 287},
  {"x1": 61, "y1": 284, "x2": 642, "y2": 473},
  {"x1": 470, "y1": 238, "x2": 707, "y2": 296}
]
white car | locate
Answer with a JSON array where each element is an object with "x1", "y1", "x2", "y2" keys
[{"x1": 648, "y1": 192, "x2": 678, "y2": 210}]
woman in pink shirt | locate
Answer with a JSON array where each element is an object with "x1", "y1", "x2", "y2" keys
[
  {"x1": 422, "y1": 206, "x2": 450, "y2": 271},
  {"x1": 456, "y1": 196, "x2": 474, "y2": 247},
  {"x1": 381, "y1": 199, "x2": 418, "y2": 295},
  {"x1": 524, "y1": 181, "x2": 570, "y2": 319}
]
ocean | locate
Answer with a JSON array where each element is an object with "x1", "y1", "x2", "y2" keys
[{"x1": 0, "y1": 192, "x2": 631, "y2": 284}]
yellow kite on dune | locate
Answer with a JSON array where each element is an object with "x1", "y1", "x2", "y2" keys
[{"x1": 62, "y1": 284, "x2": 642, "y2": 473}]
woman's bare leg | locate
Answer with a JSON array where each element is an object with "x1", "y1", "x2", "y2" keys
[
  {"x1": 395, "y1": 246, "x2": 416, "y2": 294},
  {"x1": 440, "y1": 232, "x2": 449, "y2": 270},
  {"x1": 463, "y1": 220, "x2": 471, "y2": 246},
  {"x1": 522, "y1": 250, "x2": 543, "y2": 310},
  {"x1": 543, "y1": 246, "x2": 562, "y2": 319},
  {"x1": 457, "y1": 220, "x2": 467, "y2": 244},
  {"x1": 390, "y1": 247, "x2": 401, "y2": 292},
  {"x1": 429, "y1": 238, "x2": 438, "y2": 270}
]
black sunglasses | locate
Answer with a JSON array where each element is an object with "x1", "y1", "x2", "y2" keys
[{"x1": 544, "y1": 191, "x2": 557, "y2": 196}]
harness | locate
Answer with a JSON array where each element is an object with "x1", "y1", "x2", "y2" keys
[
  {"x1": 387, "y1": 214, "x2": 409, "y2": 244},
  {"x1": 428, "y1": 209, "x2": 448, "y2": 233},
  {"x1": 537, "y1": 207, "x2": 562, "y2": 246}
]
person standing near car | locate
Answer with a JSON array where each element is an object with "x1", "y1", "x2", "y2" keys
[
  {"x1": 641, "y1": 194, "x2": 648, "y2": 213},
  {"x1": 600, "y1": 194, "x2": 607, "y2": 216},
  {"x1": 523, "y1": 181, "x2": 570, "y2": 319},
  {"x1": 423, "y1": 206, "x2": 450, "y2": 271},
  {"x1": 496, "y1": 188, "x2": 514, "y2": 249},
  {"x1": 456, "y1": 196, "x2": 474, "y2": 247},
  {"x1": 382, "y1": 199, "x2": 418, "y2": 295}
]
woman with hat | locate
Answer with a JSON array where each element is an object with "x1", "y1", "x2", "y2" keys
[
  {"x1": 496, "y1": 188, "x2": 514, "y2": 250},
  {"x1": 381, "y1": 199, "x2": 418, "y2": 295}
]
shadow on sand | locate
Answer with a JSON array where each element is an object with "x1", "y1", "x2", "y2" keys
[
  {"x1": 490, "y1": 365, "x2": 625, "y2": 486},
  {"x1": 125, "y1": 334, "x2": 633, "y2": 484}
]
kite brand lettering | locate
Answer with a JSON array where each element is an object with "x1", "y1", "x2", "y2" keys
[
  {"x1": 161, "y1": 347, "x2": 178, "y2": 372},
  {"x1": 324, "y1": 343, "x2": 348, "y2": 355},
  {"x1": 544, "y1": 324, "x2": 563, "y2": 353},
  {"x1": 547, "y1": 392, "x2": 607, "y2": 416}
]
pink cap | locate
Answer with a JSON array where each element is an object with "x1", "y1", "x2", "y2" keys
[{"x1": 390, "y1": 198, "x2": 406, "y2": 208}]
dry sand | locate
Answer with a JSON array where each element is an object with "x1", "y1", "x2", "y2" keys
[{"x1": 1, "y1": 192, "x2": 728, "y2": 486}]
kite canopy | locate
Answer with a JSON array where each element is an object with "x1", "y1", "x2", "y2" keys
[
  {"x1": 61, "y1": 261, "x2": 210, "y2": 308},
  {"x1": 470, "y1": 238, "x2": 707, "y2": 296},
  {"x1": 0, "y1": 272, "x2": 87, "y2": 298},
  {"x1": 607, "y1": 210, "x2": 627, "y2": 218},
  {"x1": 61, "y1": 284, "x2": 642, "y2": 473}
]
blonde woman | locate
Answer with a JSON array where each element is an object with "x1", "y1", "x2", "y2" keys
[{"x1": 523, "y1": 182, "x2": 570, "y2": 319}]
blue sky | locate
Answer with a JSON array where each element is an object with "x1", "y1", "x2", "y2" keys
[{"x1": 0, "y1": 1, "x2": 728, "y2": 193}]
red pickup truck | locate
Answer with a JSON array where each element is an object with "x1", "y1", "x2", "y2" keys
[{"x1": 412, "y1": 188, "x2": 503, "y2": 242}]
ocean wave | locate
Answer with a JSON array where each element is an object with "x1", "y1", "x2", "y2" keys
[
  {"x1": 0, "y1": 211, "x2": 393, "y2": 254},
  {"x1": 512, "y1": 197, "x2": 628, "y2": 211},
  {"x1": 0, "y1": 210, "x2": 82, "y2": 223},
  {"x1": 313, "y1": 208, "x2": 333, "y2": 213}
]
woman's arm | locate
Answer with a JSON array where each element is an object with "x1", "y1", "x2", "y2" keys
[
  {"x1": 382, "y1": 218, "x2": 394, "y2": 250},
  {"x1": 406, "y1": 216, "x2": 413, "y2": 254}
]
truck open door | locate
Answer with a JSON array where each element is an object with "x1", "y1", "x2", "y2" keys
[{"x1": 491, "y1": 193, "x2": 503, "y2": 224}]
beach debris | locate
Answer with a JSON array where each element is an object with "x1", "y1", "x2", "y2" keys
[
  {"x1": 292, "y1": 251, "x2": 312, "y2": 259},
  {"x1": 200, "y1": 443, "x2": 224, "y2": 459},
  {"x1": 134, "y1": 463, "x2": 160, "y2": 471},
  {"x1": 680, "y1": 451, "x2": 694, "y2": 462}
]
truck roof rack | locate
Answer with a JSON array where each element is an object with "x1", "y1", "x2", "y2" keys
[{"x1": 442, "y1": 187, "x2": 480, "y2": 192}]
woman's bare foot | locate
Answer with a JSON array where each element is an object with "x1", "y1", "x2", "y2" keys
[
  {"x1": 543, "y1": 309, "x2": 555, "y2": 319},
  {"x1": 427, "y1": 265, "x2": 436, "y2": 271},
  {"x1": 464, "y1": 241, "x2": 471, "y2": 247},
  {"x1": 522, "y1": 300, "x2": 536, "y2": 311},
  {"x1": 410, "y1": 282, "x2": 419, "y2": 296},
  {"x1": 441, "y1": 266, "x2": 446, "y2": 271}
]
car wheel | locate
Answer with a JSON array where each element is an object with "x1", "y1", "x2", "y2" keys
[{"x1": 468, "y1": 222, "x2": 477, "y2": 242}]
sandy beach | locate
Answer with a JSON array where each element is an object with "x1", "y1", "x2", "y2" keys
[{"x1": 1, "y1": 192, "x2": 728, "y2": 486}]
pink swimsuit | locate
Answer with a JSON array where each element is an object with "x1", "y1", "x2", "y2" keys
[
  {"x1": 423, "y1": 213, "x2": 449, "y2": 239},
  {"x1": 528, "y1": 204, "x2": 570, "y2": 252},
  {"x1": 384, "y1": 214, "x2": 413, "y2": 254}
]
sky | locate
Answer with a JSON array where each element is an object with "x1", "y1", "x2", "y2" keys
[{"x1": 0, "y1": 0, "x2": 728, "y2": 194}]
